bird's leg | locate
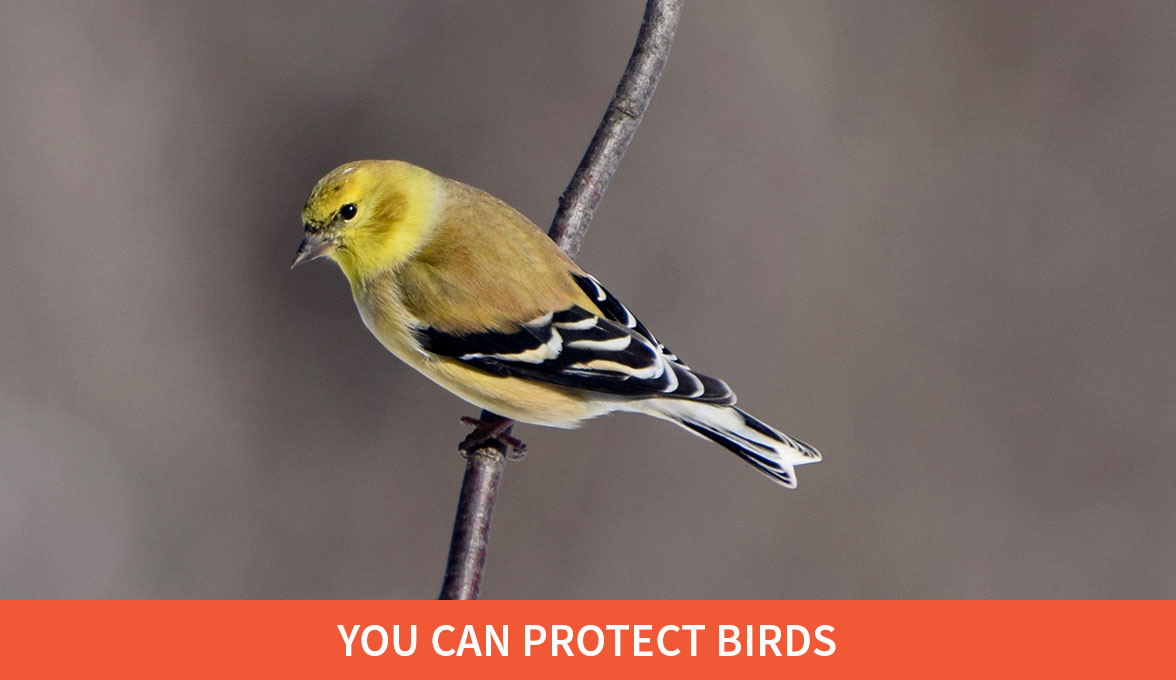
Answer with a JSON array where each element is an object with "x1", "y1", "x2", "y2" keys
[{"x1": 459, "y1": 414, "x2": 528, "y2": 460}]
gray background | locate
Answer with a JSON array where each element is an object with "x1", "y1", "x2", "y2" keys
[{"x1": 2, "y1": 1, "x2": 1173, "y2": 599}]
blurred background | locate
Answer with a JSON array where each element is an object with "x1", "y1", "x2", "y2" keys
[{"x1": 2, "y1": 1, "x2": 1174, "y2": 599}]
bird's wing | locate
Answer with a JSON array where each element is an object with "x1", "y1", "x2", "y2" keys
[
  {"x1": 570, "y1": 272, "x2": 679, "y2": 363},
  {"x1": 414, "y1": 273, "x2": 735, "y2": 403}
]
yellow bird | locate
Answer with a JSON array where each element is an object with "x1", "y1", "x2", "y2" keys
[{"x1": 293, "y1": 160, "x2": 820, "y2": 488}]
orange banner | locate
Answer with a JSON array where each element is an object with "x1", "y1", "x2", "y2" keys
[{"x1": 1, "y1": 601, "x2": 1168, "y2": 677}]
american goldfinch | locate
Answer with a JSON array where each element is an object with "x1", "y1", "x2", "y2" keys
[{"x1": 293, "y1": 160, "x2": 820, "y2": 488}]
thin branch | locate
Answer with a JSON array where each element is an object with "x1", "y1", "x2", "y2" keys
[
  {"x1": 438, "y1": 0, "x2": 683, "y2": 600},
  {"x1": 438, "y1": 410, "x2": 509, "y2": 600},
  {"x1": 549, "y1": 0, "x2": 683, "y2": 256}
]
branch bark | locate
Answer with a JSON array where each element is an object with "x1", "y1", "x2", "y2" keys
[{"x1": 439, "y1": 0, "x2": 682, "y2": 600}]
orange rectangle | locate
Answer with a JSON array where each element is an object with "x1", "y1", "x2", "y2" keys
[{"x1": 0, "y1": 601, "x2": 1169, "y2": 677}]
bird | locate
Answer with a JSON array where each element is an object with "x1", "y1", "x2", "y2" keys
[{"x1": 293, "y1": 160, "x2": 820, "y2": 488}]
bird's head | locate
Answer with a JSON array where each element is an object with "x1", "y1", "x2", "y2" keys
[{"x1": 293, "y1": 160, "x2": 441, "y2": 284}]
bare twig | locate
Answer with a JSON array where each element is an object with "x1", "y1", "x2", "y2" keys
[
  {"x1": 549, "y1": 0, "x2": 682, "y2": 256},
  {"x1": 439, "y1": 410, "x2": 509, "y2": 600},
  {"x1": 439, "y1": 0, "x2": 682, "y2": 600}
]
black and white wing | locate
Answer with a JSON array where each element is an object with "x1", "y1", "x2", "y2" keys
[{"x1": 414, "y1": 273, "x2": 735, "y2": 404}]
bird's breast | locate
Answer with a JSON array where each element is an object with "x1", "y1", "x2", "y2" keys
[{"x1": 353, "y1": 283, "x2": 429, "y2": 368}]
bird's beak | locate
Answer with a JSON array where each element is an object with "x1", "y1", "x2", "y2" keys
[{"x1": 291, "y1": 232, "x2": 337, "y2": 268}]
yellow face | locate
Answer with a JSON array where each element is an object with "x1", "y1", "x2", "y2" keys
[{"x1": 294, "y1": 160, "x2": 441, "y2": 285}]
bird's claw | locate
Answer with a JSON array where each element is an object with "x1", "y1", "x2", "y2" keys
[{"x1": 459, "y1": 415, "x2": 527, "y2": 460}]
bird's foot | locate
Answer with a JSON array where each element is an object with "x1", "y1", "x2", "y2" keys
[{"x1": 459, "y1": 414, "x2": 527, "y2": 460}]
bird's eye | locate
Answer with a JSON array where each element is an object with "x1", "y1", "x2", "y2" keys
[{"x1": 340, "y1": 203, "x2": 358, "y2": 220}]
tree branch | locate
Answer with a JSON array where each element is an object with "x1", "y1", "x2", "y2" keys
[
  {"x1": 548, "y1": 0, "x2": 682, "y2": 256},
  {"x1": 439, "y1": 0, "x2": 682, "y2": 600}
]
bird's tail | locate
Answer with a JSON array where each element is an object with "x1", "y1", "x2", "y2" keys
[{"x1": 642, "y1": 400, "x2": 821, "y2": 488}]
